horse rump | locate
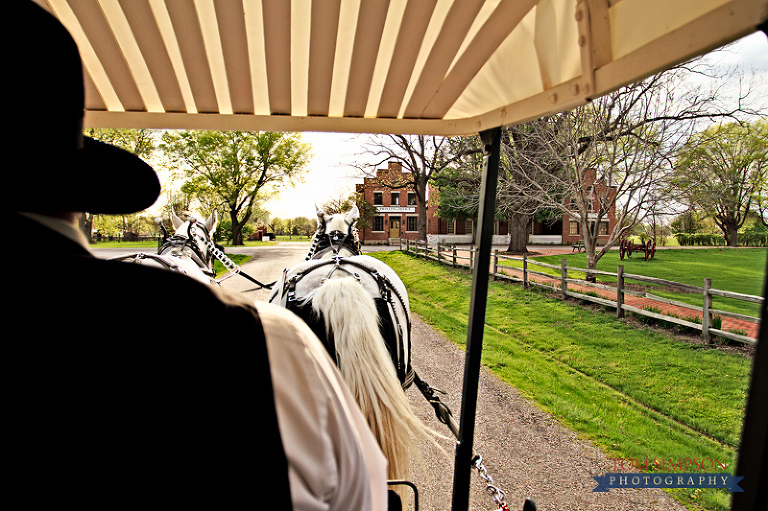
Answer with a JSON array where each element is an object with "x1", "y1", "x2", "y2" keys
[
  {"x1": 286, "y1": 292, "x2": 413, "y2": 390},
  {"x1": 305, "y1": 276, "x2": 426, "y2": 480}
]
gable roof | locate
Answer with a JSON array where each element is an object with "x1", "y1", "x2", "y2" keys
[{"x1": 33, "y1": 0, "x2": 768, "y2": 136}]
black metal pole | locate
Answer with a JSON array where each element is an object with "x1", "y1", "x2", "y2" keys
[
  {"x1": 730, "y1": 252, "x2": 767, "y2": 510},
  {"x1": 451, "y1": 127, "x2": 501, "y2": 511},
  {"x1": 730, "y1": 25, "x2": 768, "y2": 511}
]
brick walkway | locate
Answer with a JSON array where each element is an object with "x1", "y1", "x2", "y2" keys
[{"x1": 496, "y1": 247, "x2": 760, "y2": 341}]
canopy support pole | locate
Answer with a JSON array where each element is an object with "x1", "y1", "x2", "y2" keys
[
  {"x1": 451, "y1": 127, "x2": 501, "y2": 511},
  {"x1": 731, "y1": 24, "x2": 767, "y2": 511}
]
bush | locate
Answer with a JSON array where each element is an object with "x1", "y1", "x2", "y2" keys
[{"x1": 674, "y1": 233, "x2": 727, "y2": 246}]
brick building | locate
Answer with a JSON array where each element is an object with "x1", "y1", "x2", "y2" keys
[
  {"x1": 356, "y1": 162, "x2": 421, "y2": 244},
  {"x1": 356, "y1": 162, "x2": 616, "y2": 246}
]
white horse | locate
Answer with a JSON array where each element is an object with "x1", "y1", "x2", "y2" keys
[
  {"x1": 269, "y1": 205, "x2": 435, "y2": 481},
  {"x1": 110, "y1": 210, "x2": 219, "y2": 286}
]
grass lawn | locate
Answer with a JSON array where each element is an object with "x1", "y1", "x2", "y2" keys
[
  {"x1": 213, "y1": 254, "x2": 251, "y2": 276},
  {"x1": 501, "y1": 248, "x2": 766, "y2": 318},
  {"x1": 370, "y1": 251, "x2": 755, "y2": 511}
]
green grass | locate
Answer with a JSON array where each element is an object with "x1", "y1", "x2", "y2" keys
[
  {"x1": 371, "y1": 251, "x2": 754, "y2": 511},
  {"x1": 501, "y1": 248, "x2": 766, "y2": 317},
  {"x1": 213, "y1": 254, "x2": 251, "y2": 276}
]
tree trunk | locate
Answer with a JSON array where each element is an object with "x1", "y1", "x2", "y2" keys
[
  {"x1": 726, "y1": 221, "x2": 739, "y2": 247},
  {"x1": 417, "y1": 179, "x2": 428, "y2": 241},
  {"x1": 586, "y1": 251, "x2": 597, "y2": 283},
  {"x1": 505, "y1": 213, "x2": 529, "y2": 254},
  {"x1": 418, "y1": 198, "x2": 428, "y2": 241},
  {"x1": 230, "y1": 210, "x2": 244, "y2": 245}
]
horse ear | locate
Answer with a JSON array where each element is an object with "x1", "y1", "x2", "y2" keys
[
  {"x1": 205, "y1": 209, "x2": 218, "y2": 234},
  {"x1": 317, "y1": 206, "x2": 332, "y2": 227},
  {"x1": 171, "y1": 211, "x2": 185, "y2": 230},
  {"x1": 345, "y1": 204, "x2": 360, "y2": 225}
]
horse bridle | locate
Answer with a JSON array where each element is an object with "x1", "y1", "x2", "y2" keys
[
  {"x1": 304, "y1": 217, "x2": 361, "y2": 261},
  {"x1": 158, "y1": 218, "x2": 216, "y2": 278}
]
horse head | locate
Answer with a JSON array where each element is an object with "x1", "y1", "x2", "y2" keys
[
  {"x1": 159, "y1": 210, "x2": 219, "y2": 280},
  {"x1": 306, "y1": 204, "x2": 361, "y2": 260}
]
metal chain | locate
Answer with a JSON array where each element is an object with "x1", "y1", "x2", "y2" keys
[{"x1": 473, "y1": 455, "x2": 509, "y2": 510}]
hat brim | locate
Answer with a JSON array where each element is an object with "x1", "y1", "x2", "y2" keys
[{"x1": 12, "y1": 137, "x2": 161, "y2": 215}]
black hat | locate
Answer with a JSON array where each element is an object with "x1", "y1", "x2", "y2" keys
[{"x1": 10, "y1": 1, "x2": 160, "y2": 214}]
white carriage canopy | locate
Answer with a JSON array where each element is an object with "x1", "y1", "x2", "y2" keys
[
  {"x1": 33, "y1": 0, "x2": 768, "y2": 136},
  {"x1": 32, "y1": 1, "x2": 768, "y2": 510}
]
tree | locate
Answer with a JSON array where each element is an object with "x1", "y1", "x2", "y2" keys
[
  {"x1": 433, "y1": 130, "x2": 559, "y2": 253},
  {"x1": 674, "y1": 121, "x2": 768, "y2": 246},
  {"x1": 161, "y1": 130, "x2": 309, "y2": 245},
  {"x1": 355, "y1": 134, "x2": 476, "y2": 240},
  {"x1": 477, "y1": 59, "x2": 759, "y2": 278}
]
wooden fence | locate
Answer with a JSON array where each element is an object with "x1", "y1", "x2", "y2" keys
[{"x1": 400, "y1": 239, "x2": 762, "y2": 346}]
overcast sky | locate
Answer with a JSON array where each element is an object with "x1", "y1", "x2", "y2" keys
[{"x1": 263, "y1": 31, "x2": 768, "y2": 220}]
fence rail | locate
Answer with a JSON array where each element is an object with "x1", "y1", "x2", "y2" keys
[{"x1": 400, "y1": 239, "x2": 762, "y2": 346}]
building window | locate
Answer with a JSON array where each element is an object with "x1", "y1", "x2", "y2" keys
[
  {"x1": 391, "y1": 192, "x2": 400, "y2": 205},
  {"x1": 373, "y1": 192, "x2": 383, "y2": 205},
  {"x1": 408, "y1": 192, "x2": 417, "y2": 206},
  {"x1": 466, "y1": 219, "x2": 473, "y2": 234},
  {"x1": 569, "y1": 221, "x2": 579, "y2": 236},
  {"x1": 407, "y1": 216, "x2": 417, "y2": 232},
  {"x1": 447, "y1": 219, "x2": 455, "y2": 234},
  {"x1": 599, "y1": 221, "x2": 609, "y2": 236},
  {"x1": 373, "y1": 216, "x2": 384, "y2": 232}
]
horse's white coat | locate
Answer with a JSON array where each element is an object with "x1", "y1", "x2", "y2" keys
[{"x1": 269, "y1": 206, "x2": 433, "y2": 481}]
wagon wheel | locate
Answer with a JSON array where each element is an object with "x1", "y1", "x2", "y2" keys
[
  {"x1": 619, "y1": 239, "x2": 626, "y2": 259},
  {"x1": 626, "y1": 241, "x2": 633, "y2": 257},
  {"x1": 650, "y1": 241, "x2": 656, "y2": 259}
]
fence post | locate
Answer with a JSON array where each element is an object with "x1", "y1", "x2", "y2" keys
[
  {"x1": 405, "y1": 238, "x2": 410, "y2": 253},
  {"x1": 561, "y1": 259, "x2": 568, "y2": 300},
  {"x1": 523, "y1": 255, "x2": 528, "y2": 288},
  {"x1": 469, "y1": 247, "x2": 474, "y2": 270},
  {"x1": 452, "y1": 245, "x2": 457, "y2": 268},
  {"x1": 703, "y1": 278, "x2": 712, "y2": 344},
  {"x1": 437, "y1": 242, "x2": 443, "y2": 264},
  {"x1": 493, "y1": 250, "x2": 498, "y2": 280},
  {"x1": 616, "y1": 265, "x2": 625, "y2": 319}
]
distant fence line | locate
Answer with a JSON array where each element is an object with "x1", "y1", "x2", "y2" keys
[{"x1": 400, "y1": 239, "x2": 761, "y2": 346}]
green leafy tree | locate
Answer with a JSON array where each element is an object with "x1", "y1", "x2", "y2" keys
[
  {"x1": 161, "y1": 130, "x2": 309, "y2": 245},
  {"x1": 674, "y1": 121, "x2": 768, "y2": 246}
]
